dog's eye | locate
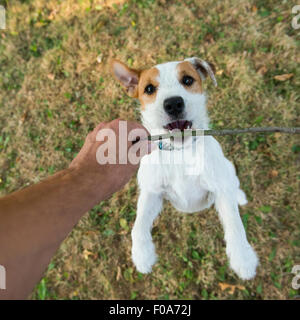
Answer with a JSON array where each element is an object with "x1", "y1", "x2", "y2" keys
[
  {"x1": 144, "y1": 84, "x2": 156, "y2": 95},
  {"x1": 182, "y1": 75, "x2": 194, "y2": 86}
]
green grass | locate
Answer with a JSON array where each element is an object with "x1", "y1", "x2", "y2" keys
[{"x1": 0, "y1": 0, "x2": 299, "y2": 299}]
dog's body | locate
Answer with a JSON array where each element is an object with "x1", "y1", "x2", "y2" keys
[{"x1": 112, "y1": 57, "x2": 259, "y2": 280}]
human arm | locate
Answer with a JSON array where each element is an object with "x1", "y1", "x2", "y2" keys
[{"x1": 0, "y1": 119, "x2": 153, "y2": 299}]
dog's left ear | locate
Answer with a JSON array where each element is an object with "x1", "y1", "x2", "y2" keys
[
  {"x1": 110, "y1": 59, "x2": 140, "y2": 98},
  {"x1": 185, "y1": 57, "x2": 217, "y2": 87}
]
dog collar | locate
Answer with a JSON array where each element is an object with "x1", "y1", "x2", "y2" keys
[{"x1": 158, "y1": 137, "x2": 198, "y2": 151}]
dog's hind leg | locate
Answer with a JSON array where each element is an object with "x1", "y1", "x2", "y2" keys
[
  {"x1": 131, "y1": 191, "x2": 163, "y2": 274},
  {"x1": 214, "y1": 192, "x2": 258, "y2": 280}
]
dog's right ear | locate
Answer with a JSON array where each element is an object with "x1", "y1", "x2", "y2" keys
[
  {"x1": 185, "y1": 57, "x2": 217, "y2": 87},
  {"x1": 111, "y1": 59, "x2": 140, "y2": 98}
]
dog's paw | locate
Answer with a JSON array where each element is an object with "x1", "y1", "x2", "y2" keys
[
  {"x1": 132, "y1": 241, "x2": 157, "y2": 274},
  {"x1": 237, "y1": 189, "x2": 248, "y2": 206},
  {"x1": 227, "y1": 244, "x2": 259, "y2": 280}
]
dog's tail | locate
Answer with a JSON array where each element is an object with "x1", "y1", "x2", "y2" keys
[{"x1": 237, "y1": 189, "x2": 248, "y2": 206}]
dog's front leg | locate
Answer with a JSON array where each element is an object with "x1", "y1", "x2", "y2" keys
[
  {"x1": 131, "y1": 191, "x2": 163, "y2": 274},
  {"x1": 215, "y1": 193, "x2": 259, "y2": 280}
]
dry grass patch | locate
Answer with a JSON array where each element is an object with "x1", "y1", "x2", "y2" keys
[{"x1": 0, "y1": 0, "x2": 299, "y2": 299}]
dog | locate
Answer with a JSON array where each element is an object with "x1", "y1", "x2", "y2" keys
[{"x1": 111, "y1": 57, "x2": 259, "y2": 280}]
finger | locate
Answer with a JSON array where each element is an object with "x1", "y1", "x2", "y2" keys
[
  {"x1": 92, "y1": 122, "x2": 107, "y2": 135},
  {"x1": 85, "y1": 122, "x2": 107, "y2": 143},
  {"x1": 133, "y1": 140, "x2": 157, "y2": 158},
  {"x1": 127, "y1": 124, "x2": 149, "y2": 146},
  {"x1": 127, "y1": 121, "x2": 150, "y2": 137}
]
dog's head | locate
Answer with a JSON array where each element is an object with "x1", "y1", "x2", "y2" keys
[{"x1": 111, "y1": 57, "x2": 217, "y2": 135}]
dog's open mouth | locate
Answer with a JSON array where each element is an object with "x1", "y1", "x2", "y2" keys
[{"x1": 163, "y1": 120, "x2": 192, "y2": 131}]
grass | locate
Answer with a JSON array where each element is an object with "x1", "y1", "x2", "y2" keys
[{"x1": 0, "y1": 0, "x2": 299, "y2": 299}]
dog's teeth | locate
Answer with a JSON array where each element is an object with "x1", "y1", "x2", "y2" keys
[{"x1": 165, "y1": 120, "x2": 192, "y2": 131}]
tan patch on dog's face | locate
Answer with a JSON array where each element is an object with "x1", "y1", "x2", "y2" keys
[
  {"x1": 176, "y1": 61, "x2": 203, "y2": 93},
  {"x1": 137, "y1": 67, "x2": 160, "y2": 110}
]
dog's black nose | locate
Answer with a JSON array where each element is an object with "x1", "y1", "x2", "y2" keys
[{"x1": 163, "y1": 96, "x2": 185, "y2": 118}]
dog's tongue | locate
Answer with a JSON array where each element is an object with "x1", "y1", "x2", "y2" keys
[{"x1": 167, "y1": 120, "x2": 191, "y2": 131}]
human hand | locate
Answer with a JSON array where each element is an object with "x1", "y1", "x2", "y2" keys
[{"x1": 69, "y1": 119, "x2": 156, "y2": 198}]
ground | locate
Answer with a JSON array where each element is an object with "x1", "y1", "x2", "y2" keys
[{"x1": 0, "y1": 0, "x2": 299, "y2": 300}]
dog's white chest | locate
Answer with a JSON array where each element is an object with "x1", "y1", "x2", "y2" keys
[
  {"x1": 138, "y1": 144, "x2": 214, "y2": 213},
  {"x1": 162, "y1": 163, "x2": 214, "y2": 213}
]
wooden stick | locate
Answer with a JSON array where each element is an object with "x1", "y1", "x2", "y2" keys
[{"x1": 147, "y1": 127, "x2": 300, "y2": 142}]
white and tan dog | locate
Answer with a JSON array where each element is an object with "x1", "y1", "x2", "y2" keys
[{"x1": 111, "y1": 57, "x2": 259, "y2": 280}]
